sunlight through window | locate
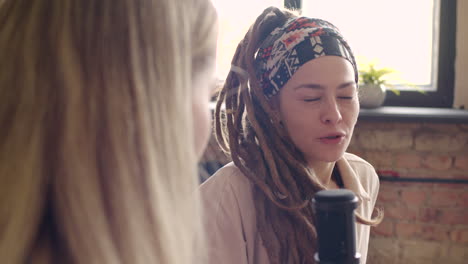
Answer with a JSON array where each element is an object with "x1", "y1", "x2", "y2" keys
[{"x1": 213, "y1": 0, "x2": 439, "y2": 91}]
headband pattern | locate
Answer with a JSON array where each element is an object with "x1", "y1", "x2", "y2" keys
[{"x1": 255, "y1": 17, "x2": 357, "y2": 98}]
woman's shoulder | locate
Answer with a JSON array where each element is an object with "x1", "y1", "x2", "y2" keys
[
  {"x1": 343, "y1": 152, "x2": 378, "y2": 180},
  {"x1": 342, "y1": 152, "x2": 379, "y2": 191},
  {"x1": 343, "y1": 152, "x2": 374, "y2": 169},
  {"x1": 200, "y1": 162, "x2": 252, "y2": 194},
  {"x1": 200, "y1": 162, "x2": 256, "y2": 215},
  {"x1": 199, "y1": 162, "x2": 258, "y2": 241},
  {"x1": 200, "y1": 164, "x2": 265, "y2": 263}
]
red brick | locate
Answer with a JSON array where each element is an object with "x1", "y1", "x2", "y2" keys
[
  {"x1": 448, "y1": 244, "x2": 468, "y2": 262},
  {"x1": 346, "y1": 148, "x2": 364, "y2": 158},
  {"x1": 383, "y1": 181, "x2": 410, "y2": 188},
  {"x1": 396, "y1": 171, "x2": 439, "y2": 180},
  {"x1": 439, "y1": 210, "x2": 468, "y2": 225},
  {"x1": 386, "y1": 205, "x2": 418, "y2": 220},
  {"x1": 429, "y1": 190, "x2": 461, "y2": 207},
  {"x1": 396, "y1": 222, "x2": 450, "y2": 241},
  {"x1": 393, "y1": 123, "x2": 422, "y2": 130},
  {"x1": 355, "y1": 122, "x2": 395, "y2": 130},
  {"x1": 401, "y1": 189, "x2": 427, "y2": 206},
  {"x1": 376, "y1": 187, "x2": 399, "y2": 203},
  {"x1": 395, "y1": 153, "x2": 421, "y2": 169},
  {"x1": 357, "y1": 130, "x2": 413, "y2": 150},
  {"x1": 372, "y1": 219, "x2": 394, "y2": 237},
  {"x1": 454, "y1": 155, "x2": 468, "y2": 171},
  {"x1": 459, "y1": 124, "x2": 468, "y2": 132},
  {"x1": 452, "y1": 173, "x2": 468, "y2": 180},
  {"x1": 433, "y1": 183, "x2": 467, "y2": 190},
  {"x1": 419, "y1": 225, "x2": 451, "y2": 241},
  {"x1": 421, "y1": 155, "x2": 453, "y2": 170},
  {"x1": 419, "y1": 207, "x2": 444, "y2": 223},
  {"x1": 422, "y1": 123, "x2": 461, "y2": 133},
  {"x1": 367, "y1": 237, "x2": 399, "y2": 264},
  {"x1": 415, "y1": 133, "x2": 468, "y2": 152},
  {"x1": 460, "y1": 193, "x2": 468, "y2": 207},
  {"x1": 396, "y1": 222, "x2": 421, "y2": 238},
  {"x1": 450, "y1": 229, "x2": 468, "y2": 243},
  {"x1": 422, "y1": 208, "x2": 468, "y2": 225},
  {"x1": 401, "y1": 240, "x2": 445, "y2": 260},
  {"x1": 364, "y1": 151, "x2": 394, "y2": 168}
]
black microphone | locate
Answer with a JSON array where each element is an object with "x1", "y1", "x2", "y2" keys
[{"x1": 312, "y1": 189, "x2": 360, "y2": 264}]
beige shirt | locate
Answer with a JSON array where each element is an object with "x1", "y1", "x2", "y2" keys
[{"x1": 200, "y1": 153, "x2": 380, "y2": 264}]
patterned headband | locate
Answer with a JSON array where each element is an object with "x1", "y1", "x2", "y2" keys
[{"x1": 254, "y1": 17, "x2": 357, "y2": 98}]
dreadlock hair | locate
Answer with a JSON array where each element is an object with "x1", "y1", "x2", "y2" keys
[{"x1": 214, "y1": 6, "x2": 384, "y2": 264}]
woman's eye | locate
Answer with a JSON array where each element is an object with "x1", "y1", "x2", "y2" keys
[
  {"x1": 303, "y1": 98, "x2": 321, "y2": 102},
  {"x1": 338, "y1": 96, "x2": 354, "y2": 100}
]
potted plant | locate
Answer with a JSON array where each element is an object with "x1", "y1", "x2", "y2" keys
[{"x1": 358, "y1": 64, "x2": 399, "y2": 109}]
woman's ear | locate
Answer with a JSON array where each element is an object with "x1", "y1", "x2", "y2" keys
[{"x1": 268, "y1": 94, "x2": 284, "y2": 126}]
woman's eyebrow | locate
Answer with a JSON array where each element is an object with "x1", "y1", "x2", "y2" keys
[
  {"x1": 338, "y1": 81, "x2": 356, "y2": 89},
  {"x1": 294, "y1": 83, "x2": 325, "y2": 90},
  {"x1": 294, "y1": 81, "x2": 356, "y2": 90}
]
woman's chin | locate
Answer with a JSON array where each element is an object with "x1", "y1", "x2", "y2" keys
[{"x1": 307, "y1": 151, "x2": 346, "y2": 164}]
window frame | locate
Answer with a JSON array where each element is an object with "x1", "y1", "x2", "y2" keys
[{"x1": 284, "y1": 0, "x2": 457, "y2": 108}]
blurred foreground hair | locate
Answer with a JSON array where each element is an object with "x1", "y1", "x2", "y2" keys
[{"x1": 0, "y1": 0, "x2": 216, "y2": 263}]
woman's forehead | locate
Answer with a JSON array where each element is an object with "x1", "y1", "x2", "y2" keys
[{"x1": 284, "y1": 56, "x2": 356, "y2": 89}]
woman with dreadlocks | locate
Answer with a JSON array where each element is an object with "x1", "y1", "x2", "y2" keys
[{"x1": 200, "y1": 6, "x2": 383, "y2": 264}]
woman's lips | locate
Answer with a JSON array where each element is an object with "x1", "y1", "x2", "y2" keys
[{"x1": 319, "y1": 134, "x2": 345, "y2": 144}]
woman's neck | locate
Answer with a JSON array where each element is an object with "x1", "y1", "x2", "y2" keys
[{"x1": 309, "y1": 161, "x2": 337, "y2": 188}]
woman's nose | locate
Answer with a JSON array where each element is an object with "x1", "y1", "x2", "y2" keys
[{"x1": 320, "y1": 98, "x2": 343, "y2": 125}]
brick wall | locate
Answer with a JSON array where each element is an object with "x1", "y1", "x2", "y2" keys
[
  {"x1": 200, "y1": 121, "x2": 468, "y2": 263},
  {"x1": 349, "y1": 121, "x2": 468, "y2": 264}
]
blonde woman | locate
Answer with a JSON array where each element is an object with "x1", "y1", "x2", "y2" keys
[{"x1": 0, "y1": 0, "x2": 217, "y2": 263}]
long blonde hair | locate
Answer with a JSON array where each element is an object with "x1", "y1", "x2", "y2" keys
[{"x1": 0, "y1": 0, "x2": 217, "y2": 263}]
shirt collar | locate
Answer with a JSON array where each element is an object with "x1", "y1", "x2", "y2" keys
[{"x1": 336, "y1": 157, "x2": 371, "y2": 204}]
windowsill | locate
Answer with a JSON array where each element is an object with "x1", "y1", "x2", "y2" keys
[{"x1": 358, "y1": 106, "x2": 468, "y2": 123}]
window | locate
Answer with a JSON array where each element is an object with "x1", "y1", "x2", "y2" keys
[
  {"x1": 212, "y1": 0, "x2": 284, "y2": 78},
  {"x1": 299, "y1": 0, "x2": 456, "y2": 108},
  {"x1": 213, "y1": 0, "x2": 456, "y2": 107},
  {"x1": 302, "y1": 0, "x2": 436, "y2": 91}
]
